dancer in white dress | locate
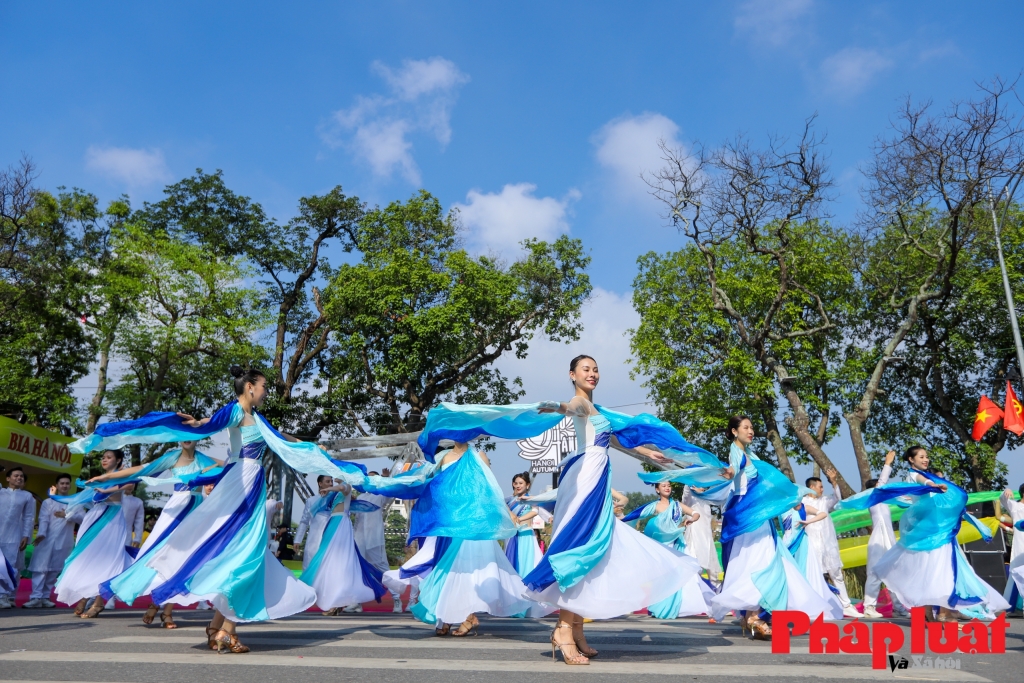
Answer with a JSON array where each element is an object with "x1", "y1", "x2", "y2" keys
[
  {"x1": 623, "y1": 482, "x2": 713, "y2": 619},
  {"x1": 379, "y1": 444, "x2": 538, "y2": 636},
  {"x1": 53, "y1": 449, "x2": 133, "y2": 618},
  {"x1": 522, "y1": 356, "x2": 696, "y2": 664},
  {"x1": 299, "y1": 481, "x2": 386, "y2": 611},
  {"x1": 353, "y1": 470, "x2": 402, "y2": 611},
  {"x1": 682, "y1": 485, "x2": 722, "y2": 587},
  {"x1": 1001, "y1": 483, "x2": 1024, "y2": 613},
  {"x1": 0, "y1": 466, "x2": 35, "y2": 608},
  {"x1": 24, "y1": 474, "x2": 75, "y2": 608},
  {"x1": 860, "y1": 450, "x2": 908, "y2": 619},
  {"x1": 837, "y1": 445, "x2": 1009, "y2": 620},
  {"x1": 709, "y1": 416, "x2": 842, "y2": 639},
  {"x1": 780, "y1": 502, "x2": 845, "y2": 615},
  {"x1": 68, "y1": 366, "x2": 364, "y2": 653},
  {"x1": 802, "y1": 468, "x2": 858, "y2": 617},
  {"x1": 295, "y1": 476, "x2": 333, "y2": 570},
  {"x1": 504, "y1": 471, "x2": 544, "y2": 618},
  {"x1": 87, "y1": 440, "x2": 223, "y2": 628}
]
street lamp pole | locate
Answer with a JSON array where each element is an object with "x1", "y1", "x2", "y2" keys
[{"x1": 990, "y1": 176, "x2": 1024, "y2": 380}]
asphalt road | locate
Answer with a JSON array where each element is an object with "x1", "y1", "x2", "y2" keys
[{"x1": 0, "y1": 609, "x2": 1020, "y2": 683}]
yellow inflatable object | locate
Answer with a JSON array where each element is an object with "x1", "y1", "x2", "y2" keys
[{"x1": 837, "y1": 517, "x2": 1001, "y2": 568}]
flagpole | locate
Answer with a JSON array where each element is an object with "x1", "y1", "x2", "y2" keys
[{"x1": 990, "y1": 177, "x2": 1024, "y2": 381}]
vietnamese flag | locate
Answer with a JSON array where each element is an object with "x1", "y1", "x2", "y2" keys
[
  {"x1": 1004, "y1": 382, "x2": 1024, "y2": 436},
  {"x1": 973, "y1": 396, "x2": 1004, "y2": 441}
]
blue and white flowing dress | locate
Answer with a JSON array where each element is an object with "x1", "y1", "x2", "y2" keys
[
  {"x1": 69, "y1": 402, "x2": 366, "y2": 622},
  {"x1": 300, "y1": 492, "x2": 386, "y2": 610},
  {"x1": 100, "y1": 451, "x2": 219, "y2": 606},
  {"x1": 709, "y1": 445, "x2": 839, "y2": 622},
  {"x1": 504, "y1": 496, "x2": 542, "y2": 577},
  {"x1": 504, "y1": 496, "x2": 544, "y2": 618},
  {"x1": 839, "y1": 470, "x2": 1009, "y2": 617},
  {"x1": 376, "y1": 449, "x2": 540, "y2": 625},
  {"x1": 623, "y1": 499, "x2": 712, "y2": 619},
  {"x1": 54, "y1": 492, "x2": 132, "y2": 605},
  {"x1": 780, "y1": 506, "x2": 844, "y2": 616},
  {"x1": 413, "y1": 401, "x2": 727, "y2": 620},
  {"x1": 521, "y1": 415, "x2": 687, "y2": 618}
]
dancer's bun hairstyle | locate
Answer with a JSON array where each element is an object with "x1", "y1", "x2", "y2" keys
[
  {"x1": 230, "y1": 365, "x2": 266, "y2": 395},
  {"x1": 902, "y1": 445, "x2": 926, "y2": 464},
  {"x1": 513, "y1": 471, "x2": 532, "y2": 487}
]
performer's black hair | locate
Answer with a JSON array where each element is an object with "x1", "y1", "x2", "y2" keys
[
  {"x1": 902, "y1": 445, "x2": 926, "y2": 464},
  {"x1": 725, "y1": 415, "x2": 752, "y2": 440},
  {"x1": 230, "y1": 364, "x2": 266, "y2": 396},
  {"x1": 805, "y1": 476, "x2": 822, "y2": 487}
]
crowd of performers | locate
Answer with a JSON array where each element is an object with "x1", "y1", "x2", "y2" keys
[{"x1": 0, "y1": 356, "x2": 1021, "y2": 664}]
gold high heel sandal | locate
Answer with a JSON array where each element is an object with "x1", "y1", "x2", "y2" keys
[
  {"x1": 551, "y1": 623, "x2": 589, "y2": 665},
  {"x1": 160, "y1": 612, "x2": 177, "y2": 629},
  {"x1": 206, "y1": 622, "x2": 219, "y2": 650},
  {"x1": 73, "y1": 599, "x2": 87, "y2": 617},
  {"x1": 747, "y1": 617, "x2": 772, "y2": 641},
  {"x1": 213, "y1": 629, "x2": 250, "y2": 654},
  {"x1": 452, "y1": 615, "x2": 478, "y2": 637}
]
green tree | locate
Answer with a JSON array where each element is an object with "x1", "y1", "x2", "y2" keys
[
  {"x1": 103, "y1": 222, "x2": 268, "y2": 462},
  {"x1": 0, "y1": 159, "x2": 99, "y2": 431},
  {"x1": 644, "y1": 124, "x2": 858, "y2": 494},
  {"x1": 321, "y1": 190, "x2": 592, "y2": 437}
]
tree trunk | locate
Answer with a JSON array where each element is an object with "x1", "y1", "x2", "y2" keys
[
  {"x1": 85, "y1": 325, "x2": 117, "y2": 434},
  {"x1": 761, "y1": 410, "x2": 794, "y2": 482}
]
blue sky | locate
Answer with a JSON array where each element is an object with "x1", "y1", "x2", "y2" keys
[{"x1": 3, "y1": 1, "x2": 1023, "y2": 497}]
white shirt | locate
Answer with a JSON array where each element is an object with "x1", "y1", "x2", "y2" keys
[
  {"x1": 867, "y1": 464, "x2": 896, "y2": 568},
  {"x1": 294, "y1": 494, "x2": 322, "y2": 546},
  {"x1": 29, "y1": 498, "x2": 75, "y2": 571},
  {"x1": 802, "y1": 486, "x2": 843, "y2": 574},
  {"x1": 0, "y1": 487, "x2": 35, "y2": 546},
  {"x1": 353, "y1": 493, "x2": 391, "y2": 552},
  {"x1": 265, "y1": 498, "x2": 282, "y2": 542},
  {"x1": 120, "y1": 493, "x2": 145, "y2": 545}
]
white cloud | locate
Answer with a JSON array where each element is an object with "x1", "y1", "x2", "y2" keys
[
  {"x1": 84, "y1": 146, "x2": 171, "y2": 187},
  {"x1": 454, "y1": 183, "x2": 579, "y2": 256},
  {"x1": 371, "y1": 57, "x2": 469, "y2": 101},
  {"x1": 593, "y1": 112, "x2": 683, "y2": 201},
  {"x1": 734, "y1": 0, "x2": 813, "y2": 48},
  {"x1": 496, "y1": 287, "x2": 647, "y2": 409},
  {"x1": 320, "y1": 57, "x2": 469, "y2": 184},
  {"x1": 820, "y1": 47, "x2": 893, "y2": 95},
  {"x1": 491, "y1": 286, "x2": 652, "y2": 492}
]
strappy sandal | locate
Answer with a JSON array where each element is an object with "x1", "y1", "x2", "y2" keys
[
  {"x1": 213, "y1": 629, "x2": 250, "y2": 654},
  {"x1": 160, "y1": 612, "x2": 177, "y2": 629},
  {"x1": 435, "y1": 623, "x2": 451, "y2": 636},
  {"x1": 551, "y1": 623, "x2": 589, "y2": 665},
  {"x1": 747, "y1": 617, "x2": 772, "y2": 641},
  {"x1": 206, "y1": 622, "x2": 219, "y2": 650},
  {"x1": 73, "y1": 599, "x2": 87, "y2": 617},
  {"x1": 142, "y1": 604, "x2": 159, "y2": 625},
  {"x1": 572, "y1": 624, "x2": 597, "y2": 658},
  {"x1": 452, "y1": 615, "x2": 478, "y2": 637}
]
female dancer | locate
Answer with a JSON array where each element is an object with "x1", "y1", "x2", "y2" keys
[
  {"x1": 86, "y1": 440, "x2": 223, "y2": 628},
  {"x1": 53, "y1": 449, "x2": 133, "y2": 618},
  {"x1": 376, "y1": 443, "x2": 538, "y2": 636},
  {"x1": 417, "y1": 355, "x2": 717, "y2": 664},
  {"x1": 622, "y1": 481, "x2": 713, "y2": 619},
  {"x1": 708, "y1": 416, "x2": 841, "y2": 637},
  {"x1": 505, "y1": 472, "x2": 543, "y2": 580},
  {"x1": 779, "y1": 501, "x2": 844, "y2": 613},
  {"x1": 300, "y1": 480, "x2": 386, "y2": 612},
  {"x1": 860, "y1": 450, "x2": 907, "y2": 619},
  {"x1": 68, "y1": 366, "x2": 364, "y2": 653},
  {"x1": 837, "y1": 446, "x2": 1009, "y2": 620}
]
